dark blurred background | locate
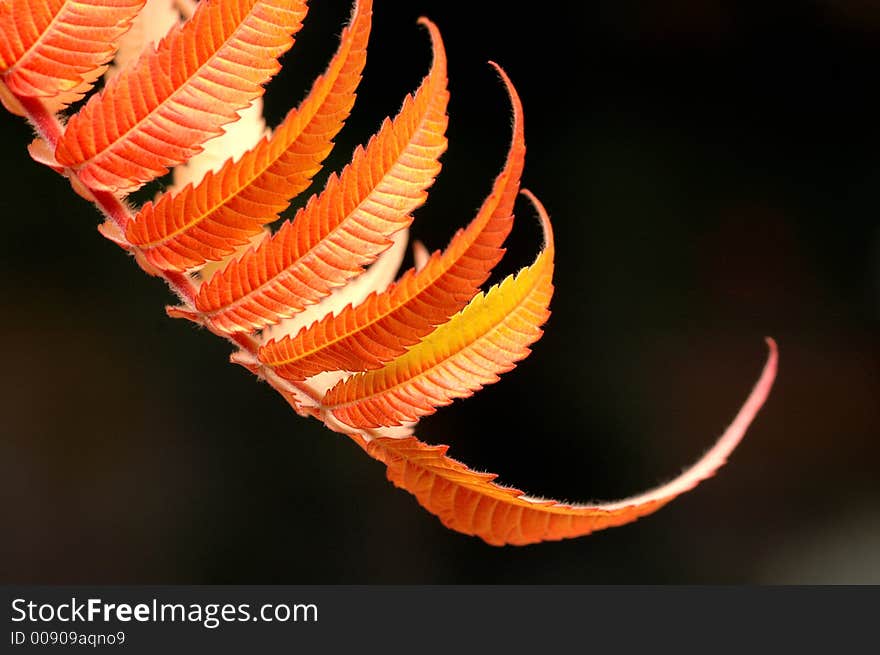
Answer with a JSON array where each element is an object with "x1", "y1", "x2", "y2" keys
[{"x1": 1, "y1": 1, "x2": 878, "y2": 583}]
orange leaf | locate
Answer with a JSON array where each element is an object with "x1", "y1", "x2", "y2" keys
[
  {"x1": 54, "y1": 0, "x2": 309, "y2": 192},
  {"x1": 259, "y1": 63, "x2": 525, "y2": 381},
  {"x1": 170, "y1": 17, "x2": 449, "y2": 334},
  {"x1": 262, "y1": 226, "x2": 411, "y2": 350},
  {"x1": 323, "y1": 190, "x2": 554, "y2": 428},
  {"x1": 0, "y1": 0, "x2": 145, "y2": 106},
  {"x1": 127, "y1": 0, "x2": 372, "y2": 272},
  {"x1": 359, "y1": 338, "x2": 777, "y2": 545}
]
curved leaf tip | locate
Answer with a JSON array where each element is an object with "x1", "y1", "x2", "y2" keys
[
  {"x1": 1, "y1": 0, "x2": 779, "y2": 548},
  {"x1": 598, "y1": 336, "x2": 778, "y2": 511},
  {"x1": 361, "y1": 338, "x2": 777, "y2": 546}
]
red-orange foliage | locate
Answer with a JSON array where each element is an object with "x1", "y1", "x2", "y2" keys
[{"x1": 0, "y1": 0, "x2": 776, "y2": 545}]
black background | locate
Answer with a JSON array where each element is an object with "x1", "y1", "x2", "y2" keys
[{"x1": 1, "y1": 1, "x2": 878, "y2": 583}]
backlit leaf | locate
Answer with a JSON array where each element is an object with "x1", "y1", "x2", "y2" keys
[
  {"x1": 170, "y1": 16, "x2": 448, "y2": 333},
  {"x1": 55, "y1": 0, "x2": 309, "y2": 192},
  {"x1": 259, "y1": 63, "x2": 525, "y2": 381},
  {"x1": 127, "y1": 0, "x2": 372, "y2": 271},
  {"x1": 323, "y1": 190, "x2": 554, "y2": 429},
  {"x1": 359, "y1": 338, "x2": 777, "y2": 546},
  {"x1": 0, "y1": 0, "x2": 145, "y2": 107}
]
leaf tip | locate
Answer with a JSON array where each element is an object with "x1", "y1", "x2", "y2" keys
[
  {"x1": 519, "y1": 188, "x2": 554, "y2": 253},
  {"x1": 416, "y1": 16, "x2": 447, "y2": 70}
]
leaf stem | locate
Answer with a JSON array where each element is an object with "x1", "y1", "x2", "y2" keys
[{"x1": 16, "y1": 95, "x2": 61, "y2": 147}]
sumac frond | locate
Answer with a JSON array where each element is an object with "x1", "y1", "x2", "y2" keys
[{"x1": 1, "y1": 0, "x2": 776, "y2": 546}]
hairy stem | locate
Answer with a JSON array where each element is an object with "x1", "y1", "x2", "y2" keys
[{"x1": 16, "y1": 95, "x2": 61, "y2": 146}]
